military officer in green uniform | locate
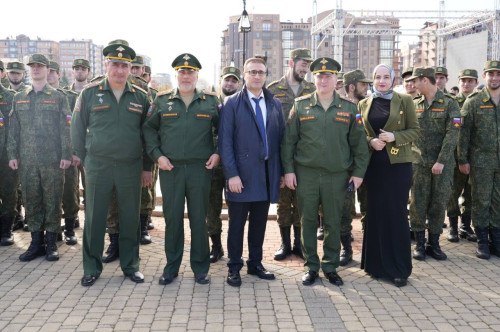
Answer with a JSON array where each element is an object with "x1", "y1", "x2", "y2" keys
[
  {"x1": 143, "y1": 65, "x2": 158, "y2": 105},
  {"x1": 143, "y1": 53, "x2": 219, "y2": 285},
  {"x1": 267, "y1": 48, "x2": 314, "y2": 261},
  {"x1": 207, "y1": 66, "x2": 241, "y2": 263},
  {"x1": 6, "y1": 61, "x2": 28, "y2": 231},
  {"x1": 402, "y1": 67, "x2": 418, "y2": 98},
  {"x1": 282, "y1": 57, "x2": 369, "y2": 286},
  {"x1": 458, "y1": 60, "x2": 500, "y2": 259},
  {"x1": 338, "y1": 69, "x2": 372, "y2": 266},
  {"x1": 408, "y1": 67, "x2": 460, "y2": 261},
  {"x1": 0, "y1": 60, "x2": 18, "y2": 246},
  {"x1": 435, "y1": 66, "x2": 449, "y2": 93},
  {"x1": 446, "y1": 69, "x2": 479, "y2": 243},
  {"x1": 71, "y1": 41, "x2": 153, "y2": 286},
  {"x1": 8, "y1": 54, "x2": 72, "y2": 262},
  {"x1": 47, "y1": 60, "x2": 80, "y2": 245},
  {"x1": 6, "y1": 61, "x2": 29, "y2": 93}
]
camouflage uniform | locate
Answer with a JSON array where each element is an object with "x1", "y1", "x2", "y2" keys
[
  {"x1": 409, "y1": 88, "x2": 460, "y2": 235},
  {"x1": 7, "y1": 83, "x2": 72, "y2": 233},
  {"x1": 267, "y1": 76, "x2": 315, "y2": 229}
]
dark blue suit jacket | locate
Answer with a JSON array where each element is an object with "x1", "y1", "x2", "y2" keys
[{"x1": 218, "y1": 87, "x2": 285, "y2": 203}]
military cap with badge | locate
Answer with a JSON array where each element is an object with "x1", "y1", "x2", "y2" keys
[
  {"x1": 407, "y1": 67, "x2": 435, "y2": 80},
  {"x1": 458, "y1": 69, "x2": 478, "y2": 80},
  {"x1": 7, "y1": 61, "x2": 26, "y2": 73},
  {"x1": 221, "y1": 66, "x2": 241, "y2": 81},
  {"x1": 310, "y1": 57, "x2": 341, "y2": 75},
  {"x1": 49, "y1": 61, "x2": 60, "y2": 73},
  {"x1": 103, "y1": 39, "x2": 136, "y2": 64},
  {"x1": 435, "y1": 66, "x2": 448, "y2": 77},
  {"x1": 132, "y1": 56, "x2": 145, "y2": 68},
  {"x1": 402, "y1": 67, "x2": 414, "y2": 81},
  {"x1": 343, "y1": 70, "x2": 372, "y2": 88},
  {"x1": 290, "y1": 48, "x2": 313, "y2": 62},
  {"x1": 72, "y1": 58, "x2": 90, "y2": 69},
  {"x1": 27, "y1": 54, "x2": 50, "y2": 67},
  {"x1": 483, "y1": 60, "x2": 500, "y2": 72},
  {"x1": 172, "y1": 53, "x2": 202, "y2": 71}
]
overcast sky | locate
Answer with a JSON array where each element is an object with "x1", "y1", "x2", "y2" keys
[{"x1": 2, "y1": 0, "x2": 495, "y2": 86}]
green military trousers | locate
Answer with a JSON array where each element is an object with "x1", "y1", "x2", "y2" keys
[
  {"x1": 341, "y1": 183, "x2": 368, "y2": 235},
  {"x1": 19, "y1": 164, "x2": 64, "y2": 233},
  {"x1": 82, "y1": 156, "x2": 142, "y2": 277},
  {"x1": 160, "y1": 162, "x2": 211, "y2": 275},
  {"x1": 62, "y1": 165, "x2": 80, "y2": 219},
  {"x1": 296, "y1": 165, "x2": 349, "y2": 273},
  {"x1": 409, "y1": 163, "x2": 454, "y2": 235},
  {"x1": 277, "y1": 186, "x2": 300, "y2": 228},
  {"x1": 140, "y1": 163, "x2": 158, "y2": 215},
  {"x1": 470, "y1": 166, "x2": 500, "y2": 229},
  {"x1": 206, "y1": 165, "x2": 225, "y2": 236},
  {"x1": 0, "y1": 156, "x2": 19, "y2": 217},
  {"x1": 447, "y1": 166, "x2": 471, "y2": 219}
]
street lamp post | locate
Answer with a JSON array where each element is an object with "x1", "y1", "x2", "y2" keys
[{"x1": 238, "y1": 0, "x2": 251, "y2": 66}]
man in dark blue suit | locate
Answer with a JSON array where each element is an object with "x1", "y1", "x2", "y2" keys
[{"x1": 218, "y1": 57, "x2": 285, "y2": 287}]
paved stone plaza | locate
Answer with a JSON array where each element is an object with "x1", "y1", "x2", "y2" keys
[{"x1": 1, "y1": 209, "x2": 499, "y2": 332}]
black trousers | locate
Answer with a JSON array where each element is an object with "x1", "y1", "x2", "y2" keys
[{"x1": 226, "y1": 200, "x2": 271, "y2": 271}]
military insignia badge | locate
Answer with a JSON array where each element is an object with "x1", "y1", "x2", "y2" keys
[
  {"x1": 355, "y1": 113, "x2": 362, "y2": 125},
  {"x1": 116, "y1": 46, "x2": 125, "y2": 52},
  {"x1": 66, "y1": 115, "x2": 72, "y2": 125},
  {"x1": 453, "y1": 117, "x2": 461, "y2": 128},
  {"x1": 218, "y1": 104, "x2": 223, "y2": 111},
  {"x1": 288, "y1": 108, "x2": 296, "y2": 123},
  {"x1": 147, "y1": 105, "x2": 154, "y2": 116},
  {"x1": 0, "y1": 117, "x2": 4, "y2": 127},
  {"x1": 74, "y1": 97, "x2": 81, "y2": 111}
]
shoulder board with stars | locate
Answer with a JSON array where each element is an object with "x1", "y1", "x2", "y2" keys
[
  {"x1": 203, "y1": 90, "x2": 218, "y2": 96},
  {"x1": 156, "y1": 89, "x2": 174, "y2": 97},
  {"x1": 340, "y1": 95, "x2": 356, "y2": 105},
  {"x1": 132, "y1": 84, "x2": 148, "y2": 95},
  {"x1": 295, "y1": 94, "x2": 312, "y2": 102}
]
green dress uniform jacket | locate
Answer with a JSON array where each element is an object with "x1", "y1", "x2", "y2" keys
[
  {"x1": 267, "y1": 76, "x2": 315, "y2": 119},
  {"x1": 282, "y1": 91, "x2": 368, "y2": 178},
  {"x1": 142, "y1": 87, "x2": 219, "y2": 276},
  {"x1": 359, "y1": 92, "x2": 420, "y2": 164},
  {"x1": 0, "y1": 85, "x2": 15, "y2": 160}
]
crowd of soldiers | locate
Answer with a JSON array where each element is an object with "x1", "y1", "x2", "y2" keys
[{"x1": 0, "y1": 38, "x2": 499, "y2": 288}]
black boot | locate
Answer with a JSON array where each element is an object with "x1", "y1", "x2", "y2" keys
[
  {"x1": 0, "y1": 216, "x2": 15, "y2": 246},
  {"x1": 147, "y1": 215, "x2": 154, "y2": 230},
  {"x1": 274, "y1": 226, "x2": 292, "y2": 261},
  {"x1": 19, "y1": 232, "x2": 46, "y2": 261},
  {"x1": 45, "y1": 232, "x2": 59, "y2": 261},
  {"x1": 475, "y1": 227, "x2": 490, "y2": 259},
  {"x1": 489, "y1": 227, "x2": 500, "y2": 257},
  {"x1": 140, "y1": 214, "x2": 152, "y2": 245},
  {"x1": 317, "y1": 215, "x2": 324, "y2": 240},
  {"x1": 12, "y1": 213, "x2": 24, "y2": 231},
  {"x1": 447, "y1": 217, "x2": 459, "y2": 242},
  {"x1": 426, "y1": 233, "x2": 447, "y2": 260},
  {"x1": 102, "y1": 233, "x2": 119, "y2": 263},
  {"x1": 459, "y1": 215, "x2": 477, "y2": 242},
  {"x1": 209, "y1": 233, "x2": 224, "y2": 263},
  {"x1": 74, "y1": 216, "x2": 80, "y2": 229},
  {"x1": 413, "y1": 231, "x2": 426, "y2": 261},
  {"x1": 339, "y1": 233, "x2": 353, "y2": 266},
  {"x1": 292, "y1": 226, "x2": 303, "y2": 259},
  {"x1": 64, "y1": 218, "x2": 77, "y2": 245}
]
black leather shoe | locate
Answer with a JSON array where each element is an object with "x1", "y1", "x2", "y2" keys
[
  {"x1": 159, "y1": 272, "x2": 178, "y2": 285},
  {"x1": 247, "y1": 265, "x2": 275, "y2": 280},
  {"x1": 302, "y1": 270, "x2": 318, "y2": 285},
  {"x1": 393, "y1": 278, "x2": 407, "y2": 287},
  {"x1": 194, "y1": 273, "x2": 210, "y2": 284},
  {"x1": 124, "y1": 271, "x2": 144, "y2": 283},
  {"x1": 226, "y1": 270, "x2": 241, "y2": 287},
  {"x1": 325, "y1": 271, "x2": 343, "y2": 286},
  {"x1": 81, "y1": 275, "x2": 98, "y2": 287}
]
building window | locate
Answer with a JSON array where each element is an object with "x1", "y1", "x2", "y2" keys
[{"x1": 263, "y1": 23, "x2": 271, "y2": 31}]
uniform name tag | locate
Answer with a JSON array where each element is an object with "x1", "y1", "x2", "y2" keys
[
  {"x1": 162, "y1": 112, "x2": 179, "y2": 118},
  {"x1": 415, "y1": 108, "x2": 424, "y2": 113},
  {"x1": 0, "y1": 102, "x2": 8, "y2": 105},
  {"x1": 42, "y1": 100, "x2": 57, "y2": 104},
  {"x1": 196, "y1": 113, "x2": 211, "y2": 119},
  {"x1": 479, "y1": 105, "x2": 494, "y2": 109},
  {"x1": 129, "y1": 102, "x2": 142, "y2": 108},
  {"x1": 274, "y1": 93, "x2": 286, "y2": 98},
  {"x1": 16, "y1": 100, "x2": 30, "y2": 104},
  {"x1": 431, "y1": 108, "x2": 444, "y2": 112},
  {"x1": 299, "y1": 115, "x2": 316, "y2": 122},
  {"x1": 334, "y1": 117, "x2": 349, "y2": 124},
  {"x1": 128, "y1": 106, "x2": 143, "y2": 114},
  {"x1": 337, "y1": 112, "x2": 350, "y2": 117},
  {"x1": 93, "y1": 105, "x2": 110, "y2": 111}
]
